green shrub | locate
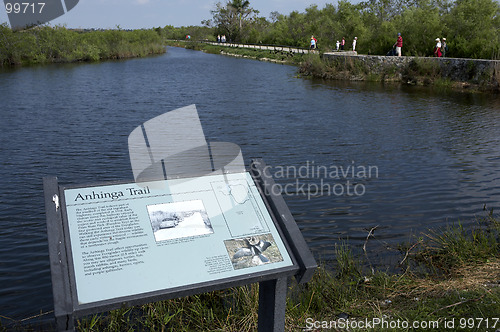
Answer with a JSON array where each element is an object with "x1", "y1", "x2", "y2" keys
[{"x1": 0, "y1": 25, "x2": 166, "y2": 67}]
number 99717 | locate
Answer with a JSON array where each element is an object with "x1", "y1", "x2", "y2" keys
[{"x1": 5, "y1": 2, "x2": 45, "y2": 14}]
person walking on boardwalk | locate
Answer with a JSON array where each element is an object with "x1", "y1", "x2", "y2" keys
[
  {"x1": 393, "y1": 33, "x2": 403, "y2": 56},
  {"x1": 434, "y1": 38, "x2": 442, "y2": 57},
  {"x1": 336, "y1": 40, "x2": 340, "y2": 51},
  {"x1": 352, "y1": 37, "x2": 357, "y2": 52},
  {"x1": 310, "y1": 35, "x2": 317, "y2": 50},
  {"x1": 441, "y1": 38, "x2": 448, "y2": 57},
  {"x1": 341, "y1": 37, "x2": 345, "y2": 50}
]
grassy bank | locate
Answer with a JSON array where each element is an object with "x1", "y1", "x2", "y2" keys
[
  {"x1": 80, "y1": 214, "x2": 500, "y2": 331},
  {"x1": 5, "y1": 214, "x2": 497, "y2": 331},
  {"x1": 77, "y1": 214, "x2": 500, "y2": 331},
  {"x1": 298, "y1": 53, "x2": 500, "y2": 92},
  {"x1": 0, "y1": 24, "x2": 166, "y2": 67}
]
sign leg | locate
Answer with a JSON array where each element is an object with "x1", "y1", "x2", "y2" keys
[
  {"x1": 55, "y1": 314, "x2": 74, "y2": 332},
  {"x1": 43, "y1": 177, "x2": 74, "y2": 331},
  {"x1": 258, "y1": 278, "x2": 287, "y2": 332}
]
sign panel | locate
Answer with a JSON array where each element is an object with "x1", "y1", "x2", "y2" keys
[{"x1": 63, "y1": 172, "x2": 293, "y2": 305}]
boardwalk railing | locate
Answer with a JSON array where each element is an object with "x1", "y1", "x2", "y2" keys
[{"x1": 201, "y1": 41, "x2": 312, "y2": 55}]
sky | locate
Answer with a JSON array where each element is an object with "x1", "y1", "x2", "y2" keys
[{"x1": 0, "y1": 0, "x2": 348, "y2": 30}]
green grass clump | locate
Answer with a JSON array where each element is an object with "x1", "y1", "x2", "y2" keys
[
  {"x1": 74, "y1": 287, "x2": 260, "y2": 332},
  {"x1": 299, "y1": 54, "x2": 371, "y2": 80},
  {"x1": 407, "y1": 214, "x2": 499, "y2": 275}
]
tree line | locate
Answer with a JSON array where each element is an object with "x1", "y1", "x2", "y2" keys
[
  {"x1": 0, "y1": 24, "x2": 166, "y2": 66},
  {"x1": 160, "y1": 0, "x2": 500, "y2": 59}
]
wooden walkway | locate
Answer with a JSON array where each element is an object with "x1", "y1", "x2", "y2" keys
[{"x1": 202, "y1": 41, "x2": 312, "y2": 55}]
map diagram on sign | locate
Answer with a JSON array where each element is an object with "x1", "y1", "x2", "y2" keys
[
  {"x1": 211, "y1": 179, "x2": 269, "y2": 237},
  {"x1": 220, "y1": 184, "x2": 250, "y2": 205}
]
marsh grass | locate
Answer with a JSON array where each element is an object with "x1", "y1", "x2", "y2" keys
[
  {"x1": 300, "y1": 54, "x2": 403, "y2": 83},
  {"x1": 0, "y1": 25, "x2": 166, "y2": 67},
  {"x1": 3, "y1": 215, "x2": 498, "y2": 331},
  {"x1": 404, "y1": 213, "x2": 499, "y2": 276},
  {"x1": 71, "y1": 215, "x2": 499, "y2": 331}
]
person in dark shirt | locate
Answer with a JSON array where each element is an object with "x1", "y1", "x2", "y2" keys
[{"x1": 441, "y1": 38, "x2": 448, "y2": 57}]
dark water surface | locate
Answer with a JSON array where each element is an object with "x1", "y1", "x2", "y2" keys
[{"x1": 1, "y1": 46, "x2": 499, "y2": 322}]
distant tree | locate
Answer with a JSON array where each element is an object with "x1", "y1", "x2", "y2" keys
[
  {"x1": 442, "y1": 0, "x2": 500, "y2": 58},
  {"x1": 202, "y1": 0, "x2": 500, "y2": 58},
  {"x1": 269, "y1": 11, "x2": 281, "y2": 23},
  {"x1": 245, "y1": 16, "x2": 270, "y2": 43},
  {"x1": 229, "y1": 0, "x2": 251, "y2": 30},
  {"x1": 210, "y1": 1, "x2": 259, "y2": 42},
  {"x1": 335, "y1": 1, "x2": 368, "y2": 51},
  {"x1": 393, "y1": 4, "x2": 442, "y2": 56},
  {"x1": 210, "y1": 2, "x2": 238, "y2": 41}
]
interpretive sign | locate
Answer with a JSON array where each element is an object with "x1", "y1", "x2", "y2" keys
[
  {"x1": 64, "y1": 171, "x2": 293, "y2": 305},
  {"x1": 44, "y1": 159, "x2": 316, "y2": 331}
]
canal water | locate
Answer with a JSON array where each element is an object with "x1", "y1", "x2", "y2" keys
[{"x1": 0, "y1": 46, "x2": 499, "y2": 322}]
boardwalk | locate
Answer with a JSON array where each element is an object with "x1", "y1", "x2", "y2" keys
[{"x1": 203, "y1": 41, "x2": 312, "y2": 55}]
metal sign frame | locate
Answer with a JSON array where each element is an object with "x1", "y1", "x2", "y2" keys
[{"x1": 44, "y1": 159, "x2": 316, "y2": 331}]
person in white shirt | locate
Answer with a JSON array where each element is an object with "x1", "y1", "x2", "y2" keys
[{"x1": 434, "y1": 38, "x2": 442, "y2": 57}]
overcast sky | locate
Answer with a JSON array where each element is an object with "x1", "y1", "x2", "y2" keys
[{"x1": 0, "y1": 0, "x2": 350, "y2": 29}]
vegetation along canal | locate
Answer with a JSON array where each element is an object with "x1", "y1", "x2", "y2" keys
[{"x1": 0, "y1": 46, "x2": 499, "y2": 322}]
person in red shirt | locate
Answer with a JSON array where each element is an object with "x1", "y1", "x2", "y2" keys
[{"x1": 393, "y1": 33, "x2": 403, "y2": 56}]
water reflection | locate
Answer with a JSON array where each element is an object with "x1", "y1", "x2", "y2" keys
[{"x1": 0, "y1": 46, "x2": 499, "y2": 321}]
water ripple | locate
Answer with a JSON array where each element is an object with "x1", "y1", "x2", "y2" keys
[{"x1": 0, "y1": 46, "x2": 499, "y2": 320}]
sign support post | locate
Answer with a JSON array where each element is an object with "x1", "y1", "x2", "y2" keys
[
  {"x1": 43, "y1": 177, "x2": 74, "y2": 331},
  {"x1": 258, "y1": 277, "x2": 288, "y2": 332}
]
